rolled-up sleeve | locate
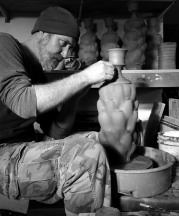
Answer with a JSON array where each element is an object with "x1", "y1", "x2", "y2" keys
[{"x1": 0, "y1": 70, "x2": 37, "y2": 119}]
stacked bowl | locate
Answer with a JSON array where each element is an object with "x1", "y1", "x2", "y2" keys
[{"x1": 158, "y1": 42, "x2": 177, "y2": 69}]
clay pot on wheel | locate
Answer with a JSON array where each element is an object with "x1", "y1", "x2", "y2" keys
[{"x1": 97, "y1": 48, "x2": 139, "y2": 164}]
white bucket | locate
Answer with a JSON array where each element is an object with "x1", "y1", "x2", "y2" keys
[
  {"x1": 158, "y1": 131, "x2": 179, "y2": 161},
  {"x1": 158, "y1": 131, "x2": 179, "y2": 177}
]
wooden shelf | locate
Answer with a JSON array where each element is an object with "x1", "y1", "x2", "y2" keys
[
  {"x1": 0, "y1": 0, "x2": 177, "y2": 19},
  {"x1": 45, "y1": 69, "x2": 179, "y2": 88}
]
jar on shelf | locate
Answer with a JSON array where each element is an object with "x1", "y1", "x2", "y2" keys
[
  {"x1": 78, "y1": 17, "x2": 99, "y2": 67},
  {"x1": 144, "y1": 17, "x2": 163, "y2": 69},
  {"x1": 100, "y1": 17, "x2": 122, "y2": 61},
  {"x1": 122, "y1": 1, "x2": 148, "y2": 70}
]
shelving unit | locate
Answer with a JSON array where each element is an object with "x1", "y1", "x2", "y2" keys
[
  {"x1": 45, "y1": 69, "x2": 179, "y2": 88},
  {"x1": 0, "y1": 0, "x2": 177, "y2": 22}
]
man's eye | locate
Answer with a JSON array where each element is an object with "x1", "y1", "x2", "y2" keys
[{"x1": 60, "y1": 40, "x2": 67, "y2": 47}]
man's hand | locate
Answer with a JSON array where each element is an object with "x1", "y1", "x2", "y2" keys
[{"x1": 81, "y1": 60, "x2": 115, "y2": 85}]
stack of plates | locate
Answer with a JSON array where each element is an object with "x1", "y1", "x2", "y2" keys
[{"x1": 158, "y1": 42, "x2": 177, "y2": 69}]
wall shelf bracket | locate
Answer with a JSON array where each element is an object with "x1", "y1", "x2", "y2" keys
[{"x1": 0, "y1": 4, "x2": 10, "y2": 23}]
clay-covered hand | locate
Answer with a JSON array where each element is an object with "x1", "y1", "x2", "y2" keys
[{"x1": 82, "y1": 60, "x2": 115, "y2": 85}]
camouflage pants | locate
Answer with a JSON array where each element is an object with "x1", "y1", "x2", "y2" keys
[{"x1": 0, "y1": 131, "x2": 111, "y2": 216}]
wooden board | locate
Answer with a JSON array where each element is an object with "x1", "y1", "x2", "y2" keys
[
  {"x1": 118, "y1": 189, "x2": 179, "y2": 212},
  {"x1": 143, "y1": 102, "x2": 165, "y2": 147},
  {"x1": 163, "y1": 115, "x2": 179, "y2": 126},
  {"x1": 122, "y1": 70, "x2": 179, "y2": 88}
]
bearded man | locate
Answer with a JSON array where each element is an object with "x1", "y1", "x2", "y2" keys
[{"x1": 0, "y1": 6, "x2": 115, "y2": 216}]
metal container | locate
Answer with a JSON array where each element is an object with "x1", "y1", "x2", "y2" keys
[{"x1": 111, "y1": 146, "x2": 175, "y2": 198}]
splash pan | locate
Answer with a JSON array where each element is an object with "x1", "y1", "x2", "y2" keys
[{"x1": 111, "y1": 146, "x2": 175, "y2": 198}]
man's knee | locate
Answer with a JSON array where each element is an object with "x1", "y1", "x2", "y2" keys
[
  {"x1": 84, "y1": 141, "x2": 108, "y2": 162},
  {"x1": 61, "y1": 137, "x2": 108, "y2": 166},
  {"x1": 61, "y1": 140, "x2": 111, "y2": 214}
]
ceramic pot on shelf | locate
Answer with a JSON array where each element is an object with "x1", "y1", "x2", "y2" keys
[
  {"x1": 122, "y1": 1, "x2": 148, "y2": 70},
  {"x1": 144, "y1": 17, "x2": 163, "y2": 69},
  {"x1": 97, "y1": 48, "x2": 139, "y2": 164},
  {"x1": 144, "y1": 1, "x2": 175, "y2": 69},
  {"x1": 100, "y1": 17, "x2": 122, "y2": 61},
  {"x1": 78, "y1": 17, "x2": 99, "y2": 67}
]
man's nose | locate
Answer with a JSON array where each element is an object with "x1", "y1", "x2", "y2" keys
[{"x1": 61, "y1": 47, "x2": 70, "y2": 58}]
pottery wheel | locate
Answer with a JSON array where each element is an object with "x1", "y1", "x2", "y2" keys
[{"x1": 111, "y1": 154, "x2": 153, "y2": 171}]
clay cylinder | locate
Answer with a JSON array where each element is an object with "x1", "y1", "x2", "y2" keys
[{"x1": 108, "y1": 48, "x2": 127, "y2": 65}]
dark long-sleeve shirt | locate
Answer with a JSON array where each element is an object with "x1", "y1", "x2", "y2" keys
[{"x1": 0, "y1": 33, "x2": 47, "y2": 143}]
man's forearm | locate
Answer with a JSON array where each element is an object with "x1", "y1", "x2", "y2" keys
[
  {"x1": 34, "y1": 60, "x2": 115, "y2": 114},
  {"x1": 34, "y1": 72, "x2": 88, "y2": 114}
]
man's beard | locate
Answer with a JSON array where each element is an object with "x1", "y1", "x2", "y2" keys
[{"x1": 38, "y1": 38, "x2": 64, "y2": 72}]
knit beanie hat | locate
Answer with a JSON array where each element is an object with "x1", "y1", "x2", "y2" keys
[{"x1": 31, "y1": 6, "x2": 79, "y2": 40}]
